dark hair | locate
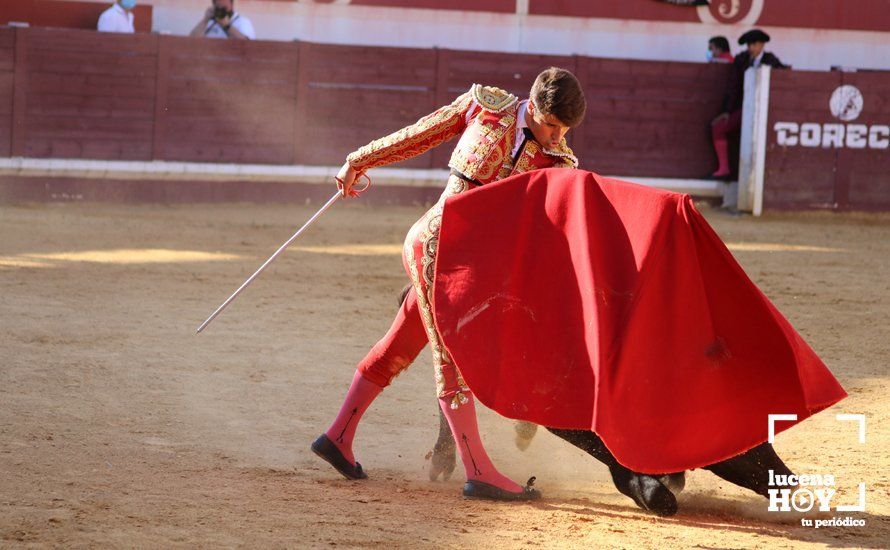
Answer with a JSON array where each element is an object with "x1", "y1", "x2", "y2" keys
[
  {"x1": 530, "y1": 67, "x2": 586, "y2": 128},
  {"x1": 709, "y1": 36, "x2": 731, "y2": 53}
]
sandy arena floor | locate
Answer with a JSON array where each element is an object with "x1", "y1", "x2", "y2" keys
[{"x1": 1, "y1": 200, "x2": 888, "y2": 548}]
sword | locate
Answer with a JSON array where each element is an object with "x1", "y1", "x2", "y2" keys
[{"x1": 196, "y1": 174, "x2": 370, "y2": 334}]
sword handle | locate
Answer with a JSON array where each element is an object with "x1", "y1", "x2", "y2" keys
[{"x1": 335, "y1": 172, "x2": 371, "y2": 197}]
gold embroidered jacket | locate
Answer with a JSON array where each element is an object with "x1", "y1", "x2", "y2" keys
[{"x1": 347, "y1": 84, "x2": 578, "y2": 185}]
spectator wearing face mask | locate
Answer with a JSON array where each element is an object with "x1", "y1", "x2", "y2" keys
[
  {"x1": 190, "y1": 0, "x2": 256, "y2": 40},
  {"x1": 707, "y1": 36, "x2": 733, "y2": 64},
  {"x1": 97, "y1": 0, "x2": 136, "y2": 34}
]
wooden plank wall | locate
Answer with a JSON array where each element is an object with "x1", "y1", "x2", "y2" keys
[
  {"x1": 159, "y1": 36, "x2": 299, "y2": 164},
  {"x1": 764, "y1": 70, "x2": 841, "y2": 210},
  {"x1": 764, "y1": 69, "x2": 890, "y2": 212},
  {"x1": 0, "y1": 29, "x2": 15, "y2": 157},
  {"x1": 837, "y1": 71, "x2": 890, "y2": 211},
  {"x1": 576, "y1": 57, "x2": 729, "y2": 177},
  {"x1": 20, "y1": 28, "x2": 158, "y2": 160},
  {"x1": 0, "y1": 27, "x2": 747, "y2": 181},
  {"x1": 293, "y1": 43, "x2": 437, "y2": 167}
]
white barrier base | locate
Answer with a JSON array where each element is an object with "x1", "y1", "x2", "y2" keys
[{"x1": 0, "y1": 158, "x2": 725, "y2": 198}]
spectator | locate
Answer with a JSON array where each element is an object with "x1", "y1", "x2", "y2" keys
[
  {"x1": 710, "y1": 29, "x2": 786, "y2": 180},
  {"x1": 97, "y1": 0, "x2": 135, "y2": 34},
  {"x1": 190, "y1": 0, "x2": 255, "y2": 40},
  {"x1": 707, "y1": 36, "x2": 733, "y2": 63}
]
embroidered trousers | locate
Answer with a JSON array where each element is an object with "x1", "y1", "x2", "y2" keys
[{"x1": 357, "y1": 174, "x2": 472, "y2": 406}]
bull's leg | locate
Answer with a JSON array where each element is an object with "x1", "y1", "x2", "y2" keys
[
  {"x1": 546, "y1": 428, "x2": 679, "y2": 517},
  {"x1": 703, "y1": 442, "x2": 793, "y2": 497},
  {"x1": 427, "y1": 405, "x2": 457, "y2": 481}
]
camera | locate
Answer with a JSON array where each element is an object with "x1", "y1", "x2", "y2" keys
[{"x1": 213, "y1": 6, "x2": 233, "y2": 20}]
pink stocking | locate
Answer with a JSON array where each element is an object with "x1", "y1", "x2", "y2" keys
[
  {"x1": 438, "y1": 394, "x2": 523, "y2": 493},
  {"x1": 712, "y1": 137, "x2": 731, "y2": 176},
  {"x1": 324, "y1": 370, "x2": 383, "y2": 465}
]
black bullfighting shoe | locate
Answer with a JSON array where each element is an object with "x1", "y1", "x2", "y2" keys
[
  {"x1": 311, "y1": 434, "x2": 368, "y2": 480},
  {"x1": 463, "y1": 477, "x2": 542, "y2": 501}
]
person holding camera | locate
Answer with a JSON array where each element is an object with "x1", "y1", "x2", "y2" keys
[{"x1": 190, "y1": 0, "x2": 255, "y2": 40}]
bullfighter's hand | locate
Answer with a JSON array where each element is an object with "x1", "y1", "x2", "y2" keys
[{"x1": 335, "y1": 161, "x2": 360, "y2": 198}]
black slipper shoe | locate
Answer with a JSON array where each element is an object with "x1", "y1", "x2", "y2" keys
[
  {"x1": 311, "y1": 434, "x2": 368, "y2": 480},
  {"x1": 463, "y1": 477, "x2": 541, "y2": 501}
]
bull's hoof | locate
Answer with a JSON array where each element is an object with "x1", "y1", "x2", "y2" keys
[
  {"x1": 659, "y1": 472, "x2": 686, "y2": 495},
  {"x1": 613, "y1": 469, "x2": 678, "y2": 517},
  {"x1": 426, "y1": 445, "x2": 456, "y2": 481}
]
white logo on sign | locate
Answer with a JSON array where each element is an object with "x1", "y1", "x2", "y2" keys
[
  {"x1": 830, "y1": 85, "x2": 864, "y2": 122},
  {"x1": 774, "y1": 85, "x2": 889, "y2": 150}
]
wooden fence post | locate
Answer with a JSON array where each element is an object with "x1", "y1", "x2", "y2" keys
[
  {"x1": 10, "y1": 27, "x2": 28, "y2": 157},
  {"x1": 151, "y1": 34, "x2": 170, "y2": 161},
  {"x1": 430, "y1": 47, "x2": 451, "y2": 169},
  {"x1": 293, "y1": 41, "x2": 311, "y2": 165}
]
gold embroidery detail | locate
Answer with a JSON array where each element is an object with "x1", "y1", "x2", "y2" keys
[
  {"x1": 470, "y1": 84, "x2": 518, "y2": 113},
  {"x1": 405, "y1": 175, "x2": 471, "y2": 400},
  {"x1": 543, "y1": 139, "x2": 579, "y2": 168},
  {"x1": 448, "y1": 109, "x2": 518, "y2": 184},
  {"x1": 347, "y1": 92, "x2": 475, "y2": 171},
  {"x1": 511, "y1": 139, "x2": 540, "y2": 176}
]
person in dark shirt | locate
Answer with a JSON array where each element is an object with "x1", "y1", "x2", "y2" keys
[{"x1": 710, "y1": 29, "x2": 787, "y2": 179}]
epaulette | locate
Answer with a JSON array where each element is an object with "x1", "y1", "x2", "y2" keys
[{"x1": 470, "y1": 84, "x2": 518, "y2": 113}]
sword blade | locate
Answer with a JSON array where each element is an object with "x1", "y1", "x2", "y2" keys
[{"x1": 196, "y1": 190, "x2": 342, "y2": 334}]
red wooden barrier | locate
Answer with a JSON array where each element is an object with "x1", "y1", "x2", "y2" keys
[
  {"x1": 765, "y1": 70, "x2": 890, "y2": 211},
  {"x1": 19, "y1": 28, "x2": 157, "y2": 160},
  {"x1": 0, "y1": 29, "x2": 15, "y2": 157},
  {"x1": 575, "y1": 57, "x2": 729, "y2": 177},
  {"x1": 1, "y1": 27, "x2": 740, "y2": 180},
  {"x1": 159, "y1": 36, "x2": 299, "y2": 164},
  {"x1": 293, "y1": 42, "x2": 437, "y2": 168},
  {"x1": 836, "y1": 71, "x2": 890, "y2": 210}
]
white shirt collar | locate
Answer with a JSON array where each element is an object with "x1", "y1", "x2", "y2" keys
[
  {"x1": 752, "y1": 51, "x2": 765, "y2": 67},
  {"x1": 517, "y1": 99, "x2": 531, "y2": 130},
  {"x1": 510, "y1": 99, "x2": 532, "y2": 157}
]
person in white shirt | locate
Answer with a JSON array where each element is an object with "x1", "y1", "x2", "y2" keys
[
  {"x1": 189, "y1": 0, "x2": 256, "y2": 40},
  {"x1": 97, "y1": 0, "x2": 136, "y2": 34}
]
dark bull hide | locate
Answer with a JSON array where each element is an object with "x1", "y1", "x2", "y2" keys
[{"x1": 398, "y1": 284, "x2": 794, "y2": 517}]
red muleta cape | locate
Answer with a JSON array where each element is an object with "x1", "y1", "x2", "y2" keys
[{"x1": 432, "y1": 169, "x2": 846, "y2": 474}]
